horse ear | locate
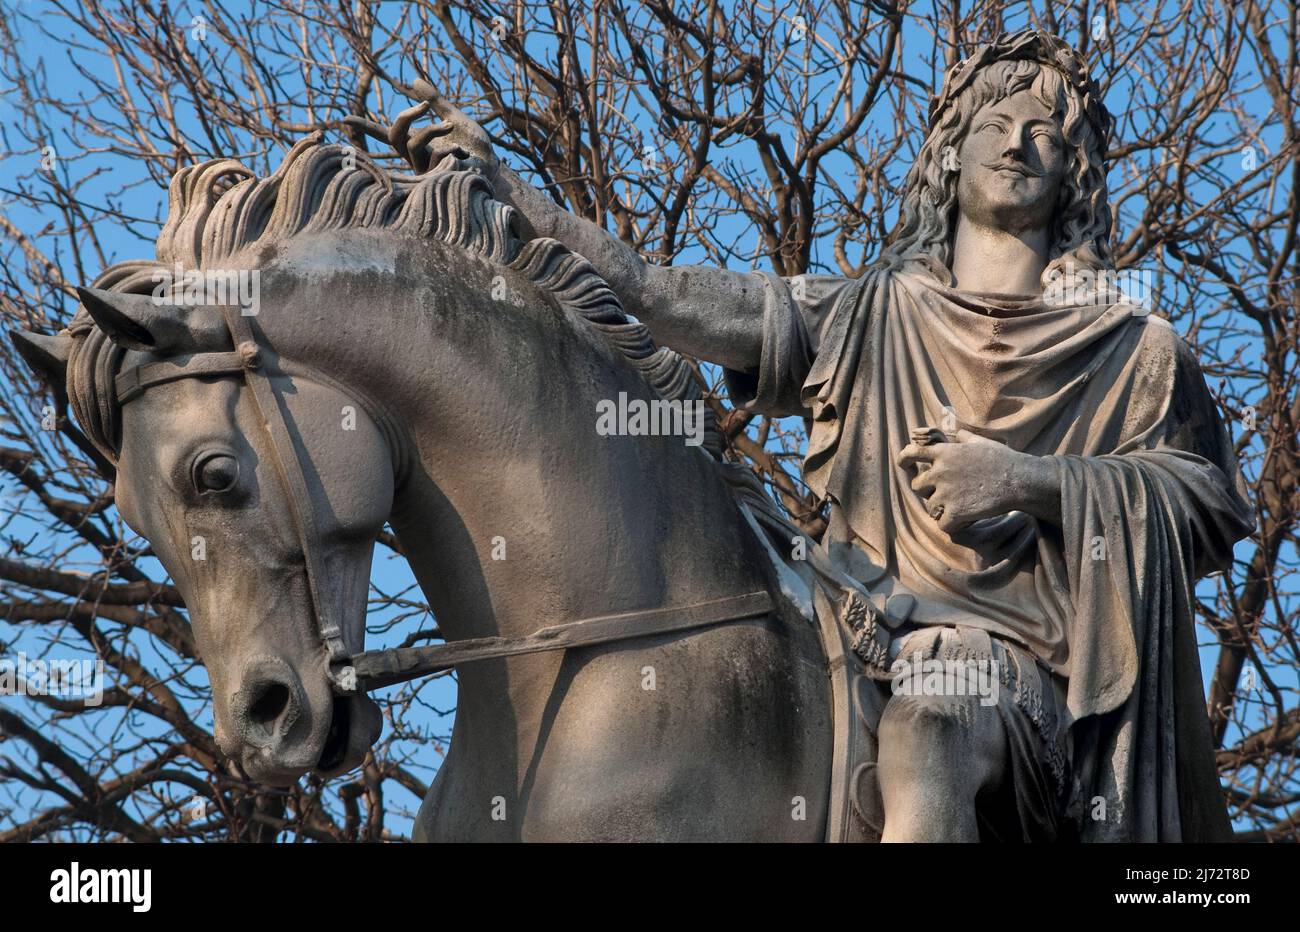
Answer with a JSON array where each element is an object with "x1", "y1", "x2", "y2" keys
[
  {"x1": 10, "y1": 329, "x2": 73, "y2": 392},
  {"x1": 76, "y1": 286, "x2": 167, "y2": 352},
  {"x1": 76, "y1": 286, "x2": 231, "y2": 354}
]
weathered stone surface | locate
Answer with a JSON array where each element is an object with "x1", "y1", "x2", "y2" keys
[{"x1": 13, "y1": 29, "x2": 1250, "y2": 842}]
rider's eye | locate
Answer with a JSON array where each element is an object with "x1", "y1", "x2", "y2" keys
[{"x1": 194, "y1": 452, "x2": 240, "y2": 494}]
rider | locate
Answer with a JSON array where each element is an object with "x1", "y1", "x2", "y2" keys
[{"x1": 399, "y1": 30, "x2": 1253, "y2": 841}]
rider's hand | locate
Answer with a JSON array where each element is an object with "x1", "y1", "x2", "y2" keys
[
  {"x1": 346, "y1": 79, "x2": 500, "y2": 179},
  {"x1": 896, "y1": 429, "x2": 1058, "y2": 532}
]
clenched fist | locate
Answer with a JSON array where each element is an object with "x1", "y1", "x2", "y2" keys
[{"x1": 896, "y1": 428, "x2": 1061, "y2": 532}]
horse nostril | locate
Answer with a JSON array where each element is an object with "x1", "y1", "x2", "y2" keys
[
  {"x1": 248, "y1": 682, "x2": 292, "y2": 729},
  {"x1": 232, "y1": 657, "x2": 304, "y2": 749}
]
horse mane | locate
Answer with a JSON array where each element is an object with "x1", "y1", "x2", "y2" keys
[{"x1": 67, "y1": 132, "x2": 718, "y2": 460}]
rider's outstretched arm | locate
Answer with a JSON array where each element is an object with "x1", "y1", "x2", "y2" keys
[
  {"x1": 351, "y1": 86, "x2": 771, "y2": 372},
  {"x1": 493, "y1": 162, "x2": 767, "y2": 372}
]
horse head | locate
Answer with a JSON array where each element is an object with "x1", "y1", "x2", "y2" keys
[
  {"x1": 15, "y1": 280, "x2": 393, "y2": 784},
  {"x1": 6, "y1": 135, "x2": 444, "y2": 785}
]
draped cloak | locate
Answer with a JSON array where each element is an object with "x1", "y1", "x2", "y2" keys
[{"x1": 725, "y1": 268, "x2": 1254, "y2": 841}]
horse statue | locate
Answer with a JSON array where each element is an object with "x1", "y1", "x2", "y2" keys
[{"x1": 13, "y1": 130, "x2": 863, "y2": 841}]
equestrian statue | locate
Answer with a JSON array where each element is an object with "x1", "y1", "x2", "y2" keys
[{"x1": 13, "y1": 30, "x2": 1251, "y2": 842}]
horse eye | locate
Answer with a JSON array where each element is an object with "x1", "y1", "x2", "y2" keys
[{"x1": 194, "y1": 453, "x2": 240, "y2": 494}]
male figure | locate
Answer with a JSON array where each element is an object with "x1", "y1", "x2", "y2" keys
[{"x1": 413, "y1": 30, "x2": 1252, "y2": 840}]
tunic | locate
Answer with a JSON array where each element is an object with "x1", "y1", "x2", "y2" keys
[{"x1": 725, "y1": 268, "x2": 1253, "y2": 841}]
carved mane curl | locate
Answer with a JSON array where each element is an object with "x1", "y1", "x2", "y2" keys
[{"x1": 66, "y1": 133, "x2": 715, "y2": 461}]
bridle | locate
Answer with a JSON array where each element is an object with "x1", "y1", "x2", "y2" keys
[
  {"x1": 115, "y1": 303, "x2": 357, "y2": 688},
  {"x1": 110, "y1": 300, "x2": 774, "y2": 696}
]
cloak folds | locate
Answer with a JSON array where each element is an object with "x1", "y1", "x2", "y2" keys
[{"x1": 725, "y1": 268, "x2": 1254, "y2": 841}]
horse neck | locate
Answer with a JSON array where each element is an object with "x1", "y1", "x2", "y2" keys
[
  {"x1": 271, "y1": 253, "x2": 766, "y2": 645},
  {"x1": 388, "y1": 319, "x2": 766, "y2": 646}
]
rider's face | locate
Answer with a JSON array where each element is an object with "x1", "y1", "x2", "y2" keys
[{"x1": 955, "y1": 89, "x2": 1067, "y2": 235}]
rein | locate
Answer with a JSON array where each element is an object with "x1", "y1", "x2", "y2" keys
[
  {"x1": 108, "y1": 298, "x2": 775, "y2": 695},
  {"x1": 348, "y1": 590, "x2": 773, "y2": 691}
]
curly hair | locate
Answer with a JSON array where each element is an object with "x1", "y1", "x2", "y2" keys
[{"x1": 879, "y1": 57, "x2": 1112, "y2": 288}]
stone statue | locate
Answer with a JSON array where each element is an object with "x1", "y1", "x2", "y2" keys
[
  {"x1": 409, "y1": 28, "x2": 1252, "y2": 841},
  {"x1": 12, "y1": 29, "x2": 1252, "y2": 841}
]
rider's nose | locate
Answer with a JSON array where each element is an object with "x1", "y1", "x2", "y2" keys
[
  {"x1": 1001, "y1": 123, "x2": 1030, "y2": 160},
  {"x1": 233, "y1": 656, "x2": 303, "y2": 747}
]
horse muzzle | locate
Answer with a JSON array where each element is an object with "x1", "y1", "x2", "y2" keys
[{"x1": 224, "y1": 654, "x2": 380, "y2": 785}]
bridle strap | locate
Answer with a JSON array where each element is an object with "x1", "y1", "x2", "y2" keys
[
  {"x1": 114, "y1": 308, "x2": 353, "y2": 673},
  {"x1": 115, "y1": 351, "x2": 250, "y2": 405},
  {"x1": 349, "y1": 589, "x2": 773, "y2": 691},
  {"x1": 213, "y1": 306, "x2": 352, "y2": 669}
]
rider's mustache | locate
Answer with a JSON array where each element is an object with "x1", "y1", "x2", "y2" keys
[{"x1": 981, "y1": 157, "x2": 1043, "y2": 177}]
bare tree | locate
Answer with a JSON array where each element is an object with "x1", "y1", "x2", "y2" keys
[{"x1": 1, "y1": 0, "x2": 1296, "y2": 841}]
